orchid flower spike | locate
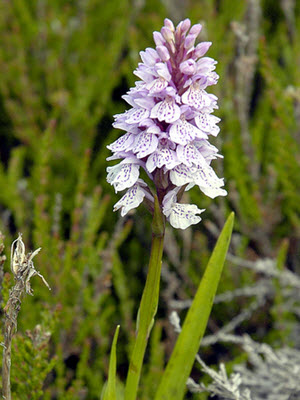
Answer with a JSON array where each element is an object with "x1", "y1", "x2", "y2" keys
[{"x1": 107, "y1": 18, "x2": 226, "y2": 229}]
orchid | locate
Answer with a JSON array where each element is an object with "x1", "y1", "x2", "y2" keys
[
  {"x1": 104, "y1": 19, "x2": 233, "y2": 400},
  {"x1": 107, "y1": 18, "x2": 226, "y2": 229}
]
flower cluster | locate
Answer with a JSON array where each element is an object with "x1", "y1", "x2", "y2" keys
[{"x1": 107, "y1": 18, "x2": 226, "y2": 229}]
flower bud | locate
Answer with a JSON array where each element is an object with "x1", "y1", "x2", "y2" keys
[
  {"x1": 184, "y1": 34, "x2": 197, "y2": 50},
  {"x1": 156, "y1": 45, "x2": 170, "y2": 61},
  {"x1": 164, "y1": 18, "x2": 175, "y2": 32},
  {"x1": 179, "y1": 59, "x2": 196, "y2": 75},
  {"x1": 161, "y1": 26, "x2": 174, "y2": 43},
  {"x1": 189, "y1": 23, "x2": 202, "y2": 36},
  {"x1": 194, "y1": 42, "x2": 212, "y2": 58},
  {"x1": 153, "y1": 31, "x2": 165, "y2": 46},
  {"x1": 177, "y1": 19, "x2": 191, "y2": 35}
]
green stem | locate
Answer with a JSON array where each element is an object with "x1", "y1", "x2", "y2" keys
[{"x1": 124, "y1": 196, "x2": 165, "y2": 400}]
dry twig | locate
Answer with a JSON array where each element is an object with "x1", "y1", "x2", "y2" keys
[{"x1": 1, "y1": 234, "x2": 50, "y2": 400}]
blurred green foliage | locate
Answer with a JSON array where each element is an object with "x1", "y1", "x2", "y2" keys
[{"x1": 0, "y1": 0, "x2": 299, "y2": 399}]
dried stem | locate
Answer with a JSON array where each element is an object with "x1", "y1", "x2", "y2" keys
[
  {"x1": 2, "y1": 275, "x2": 25, "y2": 399},
  {"x1": 0, "y1": 232, "x2": 6, "y2": 308},
  {"x1": 2, "y1": 234, "x2": 50, "y2": 400}
]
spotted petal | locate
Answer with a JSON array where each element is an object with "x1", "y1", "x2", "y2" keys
[
  {"x1": 113, "y1": 183, "x2": 147, "y2": 216},
  {"x1": 146, "y1": 77, "x2": 168, "y2": 94},
  {"x1": 194, "y1": 164, "x2": 227, "y2": 198},
  {"x1": 162, "y1": 188, "x2": 204, "y2": 229},
  {"x1": 169, "y1": 118, "x2": 207, "y2": 145},
  {"x1": 146, "y1": 147, "x2": 179, "y2": 173},
  {"x1": 176, "y1": 144, "x2": 206, "y2": 167},
  {"x1": 150, "y1": 97, "x2": 181, "y2": 123},
  {"x1": 169, "y1": 164, "x2": 194, "y2": 186},
  {"x1": 125, "y1": 108, "x2": 150, "y2": 124},
  {"x1": 181, "y1": 82, "x2": 211, "y2": 110},
  {"x1": 133, "y1": 132, "x2": 159, "y2": 158},
  {"x1": 195, "y1": 112, "x2": 220, "y2": 136},
  {"x1": 168, "y1": 203, "x2": 204, "y2": 229},
  {"x1": 107, "y1": 133, "x2": 135, "y2": 152},
  {"x1": 107, "y1": 163, "x2": 140, "y2": 192}
]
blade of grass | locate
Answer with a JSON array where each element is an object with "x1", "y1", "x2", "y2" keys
[
  {"x1": 102, "y1": 325, "x2": 120, "y2": 400},
  {"x1": 154, "y1": 212, "x2": 234, "y2": 400}
]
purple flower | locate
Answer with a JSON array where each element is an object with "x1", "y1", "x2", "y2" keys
[{"x1": 107, "y1": 18, "x2": 226, "y2": 229}]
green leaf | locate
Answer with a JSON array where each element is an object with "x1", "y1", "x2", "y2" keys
[
  {"x1": 154, "y1": 212, "x2": 235, "y2": 400},
  {"x1": 102, "y1": 325, "x2": 120, "y2": 400}
]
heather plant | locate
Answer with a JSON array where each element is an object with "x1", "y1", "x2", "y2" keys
[{"x1": 0, "y1": 0, "x2": 299, "y2": 399}]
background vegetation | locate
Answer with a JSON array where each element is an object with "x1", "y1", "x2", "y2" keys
[{"x1": 0, "y1": 0, "x2": 299, "y2": 398}]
